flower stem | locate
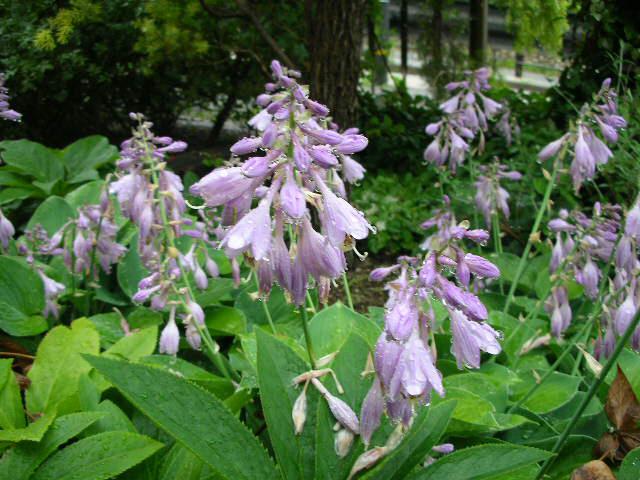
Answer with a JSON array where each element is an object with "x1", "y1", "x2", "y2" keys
[
  {"x1": 342, "y1": 272, "x2": 354, "y2": 310},
  {"x1": 503, "y1": 156, "x2": 562, "y2": 315},
  {"x1": 306, "y1": 290, "x2": 317, "y2": 314},
  {"x1": 300, "y1": 304, "x2": 317, "y2": 369},
  {"x1": 254, "y1": 273, "x2": 276, "y2": 333},
  {"x1": 535, "y1": 309, "x2": 640, "y2": 479}
]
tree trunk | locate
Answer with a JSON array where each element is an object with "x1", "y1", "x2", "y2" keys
[
  {"x1": 305, "y1": 0, "x2": 368, "y2": 127},
  {"x1": 400, "y1": 0, "x2": 409, "y2": 78},
  {"x1": 468, "y1": 0, "x2": 488, "y2": 67}
]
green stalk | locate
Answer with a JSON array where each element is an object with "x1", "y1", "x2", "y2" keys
[
  {"x1": 503, "y1": 154, "x2": 563, "y2": 315},
  {"x1": 300, "y1": 305, "x2": 317, "y2": 369},
  {"x1": 342, "y1": 272, "x2": 354, "y2": 310},
  {"x1": 306, "y1": 290, "x2": 317, "y2": 315},
  {"x1": 254, "y1": 273, "x2": 276, "y2": 333},
  {"x1": 148, "y1": 155, "x2": 233, "y2": 380},
  {"x1": 535, "y1": 309, "x2": 640, "y2": 479}
]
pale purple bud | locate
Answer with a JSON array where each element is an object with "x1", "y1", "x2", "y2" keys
[
  {"x1": 187, "y1": 300, "x2": 205, "y2": 326},
  {"x1": 335, "y1": 135, "x2": 368, "y2": 155},
  {"x1": 548, "y1": 218, "x2": 575, "y2": 232},
  {"x1": 386, "y1": 295, "x2": 419, "y2": 341},
  {"x1": 0, "y1": 109, "x2": 21, "y2": 122},
  {"x1": 370, "y1": 265, "x2": 399, "y2": 282},
  {"x1": 464, "y1": 253, "x2": 500, "y2": 278},
  {"x1": 292, "y1": 389, "x2": 307, "y2": 435},
  {"x1": 580, "y1": 257, "x2": 600, "y2": 299},
  {"x1": 290, "y1": 253, "x2": 307, "y2": 306},
  {"x1": 185, "y1": 323, "x2": 201, "y2": 350},
  {"x1": 230, "y1": 137, "x2": 262, "y2": 155},
  {"x1": 419, "y1": 254, "x2": 438, "y2": 287},
  {"x1": 334, "y1": 428, "x2": 354, "y2": 458},
  {"x1": 480, "y1": 94, "x2": 502, "y2": 117},
  {"x1": 596, "y1": 117, "x2": 618, "y2": 143},
  {"x1": 360, "y1": 379, "x2": 383, "y2": 446},
  {"x1": 293, "y1": 140, "x2": 312, "y2": 171},
  {"x1": 571, "y1": 129, "x2": 596, "y2": 189},
  {"x1": 304, "y1": 99, "x2": 329, "y2": 117},
  {"x1": 375, "y1": 334, "x2": 404, "y2": 395},
  {"x1": 425, "y1": 122, "x2": 441, "y2": 135},
  {"x1": 242, "y1": 155, "x2": 272, "y2": 178},
  {"x1": 261, "y1": 124, "x2": 278, "y2": 148},
  {"x1": 423, "y1": 140, "x2": 442, "y2": 164},
  {"x1": 270, "y1": 60, "x2": 283, "y2": 78},
  {"x1": 159, "y1": 314, "x2": 180, "y2": 355},
  {"x1": 432, "y1": 444, "x2": 455, "y2": 454},
  {"x1": 439, "y1": 95, "x2": 460, "y2": 114},
  {"x1": 190, "y1": 167, "x2": 257, "y2": 207},
  {"x1": 158, "y1": 141, "x2": 187, "y2": 154},
  {"x1": 615, "y1": 292, "x2": 636, "y2": 336},
  {"x1": 308, "y1": 145, "x2": 338, "y2": 168},
  {"x1": 132, "y1": 285, "x2": 161, "y2": 303},
  {"x1": 280, "y1": 171, "x2": 306, "y2": 219},
  {"x1": 298, "y1": 218, "x2": 346, "y2": 280},
  {"x1": 205, "y1": 256, "x2": 219, "y2": 278},
  {"x1": 325, "y1": 392, "x2": 360, "y2": 434},
  {"x1": 256, "y1": 94, "x2": 271, "y2": 107},
  {"x1": 538, "y1": 136, "x2": 566, "y2": 161},
  {"x1": 194, "y1": 265, "x2": 208, "y2": 290},
  {"x1": 551, "y1": 234, "x2": 564, "y2": 273},
  {"x1": 456, "y1": 250, "x2": 471, "y2": 287},
  {"x1": 341, "y1": 155, "x2": 365, "y2": 183},
  {"x1": 302, "y1": 126, "x2": 344, "y2": 145},
  {"x1": 464, "y1": 229, "x2": 490, "y2": 243}
]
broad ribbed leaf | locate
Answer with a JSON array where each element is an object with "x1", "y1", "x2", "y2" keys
[
  {"x1": 619, "y1": 447, "x2": 640, "y2": 480},
  {"x1": 26, "y1": 196, "x2": 76, "y2": 235},
  {"x1": 410, "y1": 444, "x2": 551, "y2": 479},
  {"x1": 362, "y1": 400, "x2": 457, "y2": 480},
  {"x1": 32, "y1": 431, "x2": 162, "y2": 480},
  {"x1": 0, "y1": 412, "x2": 104, "y2": 480},
  {"x1": 0, "y1": 140, "x2": 64, "y2": 185},
  {"x1": 26, "y1": 318, "x2": 100, "y2": 415},
  {"x1": 85, "y1": 355, "x2": 279, "y2": 480},
  {"x1": 0, "y1": 359, "x2": 24, "y2": 429},
  {"x1": 0, "y1": 256, "x2": 46, "y2": 336},
  {"x1": 0, "y1": 412, "x2": 55, "y2": 442},
  {"x1": 103, "y1": 326, "x2": 158, "y2": 361},
  {"x1": 256, "y1": 328, "x2": 317, "y2": 480}
]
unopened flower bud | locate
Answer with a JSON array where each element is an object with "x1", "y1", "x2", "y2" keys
[
  {"x1": 292, "y1": 388, "x2": 307, "y2": 435},
  {"x1": 334, "y1": 428, "x2": 354, "y2": 457}
]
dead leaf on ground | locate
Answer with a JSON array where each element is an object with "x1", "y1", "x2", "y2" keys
[
  {"x1": 594, "y1": 366, "x2": 640, "y2": 462},
  {"x1": 571, "y1": 460, "x2": 616, "y2": 480},
  {"x1": 570, "y1": 460, "x2": 616, "y2": 480}
]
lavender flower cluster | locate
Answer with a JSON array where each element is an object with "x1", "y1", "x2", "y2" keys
[
  {"x1": 359, "y1": 199, "x2": 501, "y2": 444},
  {"x1": 109, "y1": 114, "x2": 222, "y2": 354},
  {"x1": 474, "y1": 161, "x2": 522, "y2": 227},
  {"x1": 546, "y1": 203, "x2": 621, "y2": 337},
  {"x1": 0, "y1": 74, "x2": 21, "y2": 122},
  {"x1": 190, "y1": 60, "x2": 372, "y2": 305},
  {"x1": 538, "y1": 78, "x2": 627, "y2": 191},
  {"x1": 424, "y1": 68, "x2": 503, "y2": 172}
]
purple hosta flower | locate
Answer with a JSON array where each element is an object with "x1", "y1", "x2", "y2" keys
[
  {"x1": 424, "y1": 68, "x2": 503, "y2": 172},
  {"x1": 159, "y1": 307, "x2": 180, "y2": 355},
  {"x1": 474, "y1": 161, "x2": 521, "y2": 227},
  {"x1": 539, "y1": 79, "x2": 626, "y2": 191},
  {"x1": 0, "y1": 73, "x2": 21, "y2": 122},
  {"x1": 38, "y1": 270, "x2": 65, "y2": 318},
  {"x1": 360, "y1": 378, "x2": 384, "y2": 447},
  {"x1": 615, "y1": 291, "x2": 637, "y2": 336},
  {"x1": 449, "y1": 308, "x2": 501, "y2": 368},
  {"x1": 496, "y1": 106, "x2": 520, "y2": 146},
  {"x1": 0, "y1": 209, "x2": 15, "y2": 249},
  {"x1": 190, "y1": 60, "x2": 372, "y2": 305}
]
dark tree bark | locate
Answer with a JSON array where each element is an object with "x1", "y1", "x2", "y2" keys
[
  {"x1": 305, "y1": 0, "x2": 368, "y2": 127},
  {"x1": 468, "y1": 0, "x2": 488, "y2": 67},
  {"x1": 400, "y1": 0, "x2": 409, "y2": 78}
]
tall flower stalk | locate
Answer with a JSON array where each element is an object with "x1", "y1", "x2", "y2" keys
[
  {"x1": 190, "y1": 60, "x2": 373, "y2": 364},
  {"x1": 503, "y1": 78, "x2": 626, "y2": 315}
]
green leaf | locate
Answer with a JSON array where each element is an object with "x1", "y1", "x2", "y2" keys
[
  {"x1": 308, "y1": 302, "x2": 381, "y2": 357},
  {"x1": 0, "y1": 359, "x2": 25, "y2": 429},
  {"x1": 104, "y1": 326, "x2": 158, "y2": 361},
  {"x1": 158, "y1": 444, "x2": 204, "y2": 480},
  {"x1": 0, "y1": 186, "x2": 41, "y2": 204},
  {"x1": 0, "y1": 256, "x2": 45, "y2": 336},
  {"x1": 205, "y1": 306, "x2": 247, "y2": 336},
  {"x1": 85, "y1": 355, "x2": 279, "y2": 480},
  {"x1": 26, "y1": 318, "x2": 100, "y2": 415},
  {"x1": 0, "y1": 412, "x2": 55, "y2": 442},
  {"x1": 0, "y1": 412, "x2": 104, "y2": 480},
  {"x1": 117, "y1": 234, "x2": 149, "y2": 298},
  {"x1": 88, "y1": 312, "x2": 125, "y2": 348},
  {"x1": 84, "y1": 400, "x2": 137, "y2": 435},
  {"x1": 65, "y1": 180, "x2": 104, "y2": 209},
  {"x1": 32, "y1": 431, "x2": 163, "y2": 480},
  {"x1": 411, "y1": 444, "x2": 551, "y2": 480},
  {"x1": 140, "y1": 355, "x2": 234, "y2": 399},
  {"x1": 445, "y1": 372, "x2": 508, "y2": 412},
  {"x1": 0, "y1": 302, "x2": 48, "y2": 337},
  {"x1": 314, "y1": 334, "x2": 371, "y2": 480},
  {"x1": 619, "y1": 447, "x2": 640, "y2": 480},
  {"x1": 27, "y1": 196, "x2": 76, "y2": 235},
  {"x1": 513, "y1": 371, "x2": 581, "y2": 414},
  {"x1": 61, "y1": 136, "x2": 118, "y2": 183},
  {"x1": 256, "y1": 329, "x2": 317, "y2": 480},
  {"x1": 362, "y1": 400, "x2": 457, "y2": 480},
  {"x1": 195, "y1": 278, "x2": 234, "y2": 307},
  {"x1": 433, "y1": 387, "x2": 497, "y2": 435},
  {"x1": 0, "y1": 140, "x2": 64, "y2": 186}
]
